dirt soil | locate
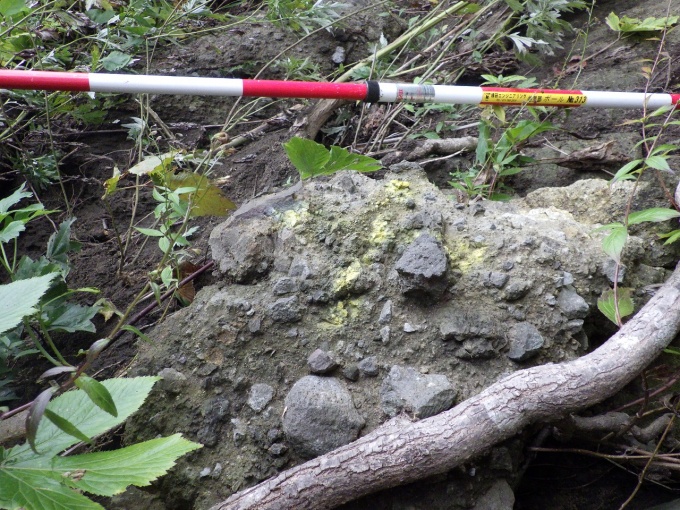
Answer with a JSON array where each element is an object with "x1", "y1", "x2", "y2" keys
[{"x1": 2, "y1": 0, "x2": 680, "y2": 508}]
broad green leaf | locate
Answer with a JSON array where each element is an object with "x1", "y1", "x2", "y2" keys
[
  {"x1": 283, "y1": 137, "x2": 331, "y2": 179},
  {"x1": 128, "y1": 152, "x2": 176, "y2": 176},
  {"x1": 644, "y1": 155, "x2": 672, "y2": 172},
  {"x1": 0, "y1": 469, "x2": 103, "y2": 510},
  {"x1": 100, "y1": 50, "x2": 133, "y2": 71},
  {"x1": 103, "y1": 168, "x2": 121, "y2": 198},
  {"x1": 602, "y1": 226, "x2": 627, "y2": 263},
  {"x1": 324, "y1": 146, "x2": 382, "y2": 174},
  {"x1": 44, "y1": 409, "x2": 92, "y2": 445},
  {"x1": 0, "y1": 0, "x2": 28, "y2": 17},
  {"x1": 42, "y1": 302, "x2": 99, "y2": 333},
  {"x1": 47, "y1": 434, "x2": 202, "y2": 496},
  {"x1": 0, "y1": 184, "x2": 30, "y2": 214},
  {"x1": 0, "y1": 273, "x2": 57, "y2": 336},
  {"x1": 6, "y1": 376, "x2": 160, "y2": 462},
  {"x1": 0, "y1": 220, "x2": 26, "y2": 243},
  {"x1": 605, "y1": 12, "x2": 620, "y2": 31},
  {"x1": 74, "y1": 376, "x2": 117, "y2": 417},
  {"x1": 597, "y1": 288, "x2": 634, "y2": 325},
  {"x1": 162, "y1": 172, "x2": 236, "y2": 217},
  {"x1": 590, "y1": 222, "x2": 623, "y2": 234},
  {"x1": 628, "y1": 208, "x2": 680, "y2": 225}
]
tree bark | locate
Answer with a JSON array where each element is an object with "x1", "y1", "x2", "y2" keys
[{"x1": 211, "y1": 265, "x2": 680, "y2": 510}]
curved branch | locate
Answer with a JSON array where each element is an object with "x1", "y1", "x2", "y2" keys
[{"x1": 211, "y1": 264, "x2": 680, "y2": 510}]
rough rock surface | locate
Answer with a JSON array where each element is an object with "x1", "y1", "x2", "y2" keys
[
  {"x1": 380, "y1": 365, "x2": 456, "y2": 418},
  {"x1": 283, "y1": 375, "x2": 364, "y2": 458},
  {"x1": 120, "y1": 167, "x2": 676, "y2": 510}
]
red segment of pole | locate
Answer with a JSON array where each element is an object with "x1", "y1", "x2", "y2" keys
[
  {"x1": 242, "y1": 79, "x2": 368, "y2": 100},
  {"x1": 671, "y1": 94, "x2": 680, "y2": 107},
  {"x1": 0, "y1": 69, "x2": 90, "y2": 92}
]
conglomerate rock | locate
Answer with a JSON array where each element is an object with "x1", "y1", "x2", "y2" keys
[{"x1": 120, "y1": 166, "x2": 674, "y2": 510}]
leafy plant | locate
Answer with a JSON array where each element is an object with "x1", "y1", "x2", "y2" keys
[
  {"x1": 605, "y1": 12, "x2": 679, "y2": 34},
  {"x1": 0, "y1": 377, "x2": 201, "y2": 510},
  {"x1": 504, "y1": 0, "x2": 588, "y2": 58},
  {"x1": 283, "y1": 136, "x2": 382, "y2": 179},
  {"x1": 265, "y1": 0, "x2": 343, "y2": 34}
]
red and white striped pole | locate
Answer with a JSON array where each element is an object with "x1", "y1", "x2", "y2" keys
[{"x1": 1, "y1": 69, "x2": 678, "y2": 109}]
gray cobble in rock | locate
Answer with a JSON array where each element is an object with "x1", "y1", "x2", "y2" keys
[
  {"x1": 342, "y1": 365, "x2": 360, "y2": 381},
  {"x1": 358, "y1": 356, "x2": 379, "y2": 377},
  {"x1": 307, "y1": 349, "x2": 338, "y2": 374},
  {"x1": 273, "y1": 277, "x2": 298, "y2": 295},
  {"x1": 247, "y1": 383, "x2": 274, "y2": 412},
  {"x1": 378, "y1": 299, "x2": 392, "y2": 324},
  {"x1": 506, "y1": 322, "x2": 544, "y2": 362},
  {"x1": 283, "y1": 376, "x2": 364, "y2": 458},
  {"x1": 157, "y1": 367, "x2": 187, "y2": 394},
  {"x1": 267, "y1": 296, "x2": 302, "y2": 323},
  {"x1": 503, "y1": 280, "x2": 532, "y2": 301},
  {"x1": 394, "y1": 233, "x2": 448, "y2": 299},
  {"x1": 380, "y1": 325, "x2": 391, "y2": 344},
  {"x1": 557, "y1": 288, "x2": 589, "y2": 319},
  {"x1": 380, "y1": 365, "x2": 456, "y2": 418}
]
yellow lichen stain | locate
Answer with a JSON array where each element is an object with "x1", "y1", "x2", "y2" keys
[
  {"x1": 446, "y1": 239, "x2": 487, "y2": 273},
  {"x1": 320, "y1": 299, "x2": 363, "y2": 328},
  {"x1": 332, "y1": 260, "x2": 362, "y2": 294},
  {"x1": 388, "y1": 180, "x2": 411, "y2": 192},
  {"x1": 369, "y1": 216, "x2": 394, "y2": 244}
]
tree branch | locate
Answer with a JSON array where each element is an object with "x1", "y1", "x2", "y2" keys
[{"x1": 211, "y1": 264, "x2": 680, "y2": 510}]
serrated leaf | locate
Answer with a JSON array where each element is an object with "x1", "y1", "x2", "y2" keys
[
  {"x1": 48, "y1": 434, "x2": 202, "y2": 496},
  {"x1": 100, "y1": 50, "x2": 133, "y2": 71},
  {"x1": 44, "y1": 409, "x2": 93, "y2": 445},
  {"x1": 134, "y1": 227, "x2": 164, "y2": 237},
  {"x1": 324, "y1": 146, "x2": 382, "y2": 174},
  {"x1": 644, "y1": 155, "x2": 672, "y2": 172},
  {"x1": 605, "y1": 12, "x2": 620, "y2": 31},
  {"x1": 602, "y1": 226, "x2": 627, "y2": 263},
  {"x1": 6, "y1": 376, "x2": 160, "y2": 462},
  {"x1": 74, "y1": 376, "x2": 117, "y2": 417},
  {"x1": 283, "y1": 137, "x2": 331, "y2": 179},
  {"x1": 628, "y1": 207, "x2": 680, "y2": 225},
  {"x1": 0, "y1": 469, "x2": 103, "y2": 510},
  {"x1": 598, "y1": 288, "x2": 634, "y2": 325},
  {"x1": 0, "y1": 273, "x2": 57, "y2": 336}
]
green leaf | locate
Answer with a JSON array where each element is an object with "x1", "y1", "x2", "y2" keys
[
  {"x1": 324, "y1": 146, "x2": 382, "y2": 174},
  {"x1": 602, "y1": 226, "x2": 628, "y2": 263},
  {"x1": 283, "y1": 137, "x2": 331, "y2": 179},
  {"x1": 134, "y1": 227, "x2": 164, "y2": 237},
  {"x1": 48, "y1": 434, "x2": 202, "y2": 496},
  {"x1": 43, "y1": 409, "x2": 93, "y2": 446},
  {"x1": 42, "y1": 302, "x2": 99, "y2": 333},
  {"x1": 74, "y1": 376, "x2": 117, "y2": 417},
  {"x1": 7, "y1": 377, "x2": 160, "y2": 462},
  {"x1": 605, "y1": 12, "x2": 620, "y2": 31},
  {"x1": 0, "y1": 469, "x2": 104, "y2": 510},
  {"x1": 659, "y1": 229, "x2": 680, "y2": 245},
  {"x1": 0, "y1": 0, "x2": 28, "y2": 17},
  {"x1": 0, "y1": 273, "x2": 57, "y2": 336},
  {"x1": 628, "y1": 208, "x2": 680, "y2": 225},
  {"x1": 475, "y1": 122, "x2": 490, "y2": 166},
  {"x1": 121, "y1": 324, "x2": 152, "y2": 343},
  {"x1": 612, "y1": 159, "x2": 642, "y2": 183},
  {"x1": 0, "y1": 184, "x2": 30, "y2": 214},
  {"x1": 597, "y1": 288, "x2": 634, "y2": 325},
  {"x1": 128, "y1": 152, "x2": 176, "y2": 176},
  {"x1": 0, "y1": 220, "x2": 26, "y2": 244},
  {"x1": 162, "y1": 172, "x2": 236, "y2": 217},
  {"x1": 644, "y1": 155, "x2": 672, "y2": 172},
  {"x1": 47, "y1": 218, "x2": 81, "y2": 267},
  {"x1": 100, "y1": 50, "x2": 133, "y2": 71}
]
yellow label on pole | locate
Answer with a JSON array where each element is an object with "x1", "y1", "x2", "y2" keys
[{"x1": 481, "y1": 90, "x2": 586, "y2": 106}]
